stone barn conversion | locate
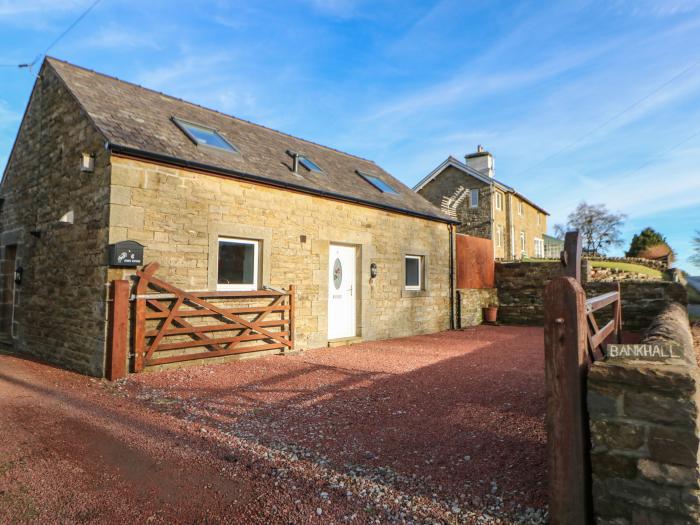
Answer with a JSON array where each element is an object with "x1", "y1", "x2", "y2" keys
[{"x1": 0, "y1": 57, "x2": 457, "y2": 377}]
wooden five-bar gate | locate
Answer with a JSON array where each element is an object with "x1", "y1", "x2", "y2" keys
[
  {"x1": 107, "y1": 262, "x2": 295, "y2": 378},
  {"x1": 544, "y1": 232, "x2": 623, "y2": 524}
]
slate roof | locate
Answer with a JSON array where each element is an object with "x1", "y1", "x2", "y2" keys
[{"x1": 45, "y1": 57, "x2": 453, "y2": 223}]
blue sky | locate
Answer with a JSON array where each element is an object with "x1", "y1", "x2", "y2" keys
[{"x1": 1, "y1": 0, "x2": 699, "y2": 271}]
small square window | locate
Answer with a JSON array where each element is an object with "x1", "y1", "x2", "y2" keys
[
  {"x1": 405, "y1": 255, "x2": 422, "y2": 290},
  {"x1": 173, "y1": 118, "x2": 238, "y2": 153},
  {"x1": 217, "y1": 238, "x2": 259, "y2": 291},
  {"x1": 470, "y1": 189, "x2": 479, "y2": 208}
]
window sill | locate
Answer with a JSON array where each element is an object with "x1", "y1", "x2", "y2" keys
[{"x1": 402, "y1": 289, "x2": 429, "y2": 298}]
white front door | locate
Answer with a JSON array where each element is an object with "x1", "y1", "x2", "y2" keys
[{"x1": 328, "y1": 244, "x2": 357, "y2": 340}]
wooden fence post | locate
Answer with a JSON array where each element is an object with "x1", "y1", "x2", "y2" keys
[
  {"x1": 561, "y1": 231, "x2": 582, "y2": 282},
  {"x1": 107, "y1": 280, "x2": 129, "y2": 381},
  {"x1": 544, "y1": 276, "x2": 591, "y2": 524}
]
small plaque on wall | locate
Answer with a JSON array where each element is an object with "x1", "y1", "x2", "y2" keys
[{"x1": 109, "y1": 241, "x2": 144, "y2": 267}]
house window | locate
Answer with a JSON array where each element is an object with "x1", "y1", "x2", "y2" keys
[
  {"x1": 496, "y1": 225, "x2": 503, "y2": 247},
  {"x1": 518, "y1": 202, "x2": 524, "y2": 216},
  {"x1": 217, "y1": 238, "x2": 259, "y2": 291},
  {"x1": 494, "y1": 191, "x2": 502, "y2": 210},
  {"x1": 470, "y1": 189, "x2": 479, "y2": 208},
  {"x1": 534, "y1": 238, "x2": 544, "y2": 258},
  {"x1": 404, "y1": 255, "x2": 423, "y2": 291},
  {"x1": 520, "y1": 231, "x2": 526, "y2": 255},
  {"x1": 173, "y1": 118, "x2": 238, "y2": 153}
]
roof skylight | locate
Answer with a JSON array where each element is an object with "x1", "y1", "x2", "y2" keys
[
  {"x1": 299, "y1": 155, "x2": 323, "y2": 173},
  {"x1": 173, "y1": 118, "x2": 238, "y2": 153},
  {"x1": 358, "y1": 171, "x2": 398, "y2": 194}
]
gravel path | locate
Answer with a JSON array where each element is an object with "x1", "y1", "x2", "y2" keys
[{"x1": 0, "y1": 326, "x2": 547, "y2": 524}]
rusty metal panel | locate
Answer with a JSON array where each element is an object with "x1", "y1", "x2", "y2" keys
[{"x1": 455, "y1": 234, "x2": 494, "y2": 289}]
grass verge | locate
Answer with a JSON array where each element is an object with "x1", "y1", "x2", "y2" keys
[{"x1": 589, "y1": 261, "x2": 664, "y2": 279}]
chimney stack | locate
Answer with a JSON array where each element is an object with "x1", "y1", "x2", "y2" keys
[{"x1": 464, "y1": 145, "x2": 494, "y2": 178}]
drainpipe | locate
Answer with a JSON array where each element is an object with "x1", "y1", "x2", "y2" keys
[
  {"x1": 490, "y1": 180, "x2": 495, "y2": 258},
  {"x1": 449, "y1": 223, "x2": 455, "y2": 330},
  {"x1": 508, "y1": 194, "x2": 514, "y2": 260}
]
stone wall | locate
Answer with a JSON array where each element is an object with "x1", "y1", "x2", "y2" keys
[
  {"x1": 495, "y1": 261, "x2": 562, "y2": 324},
  {"x1": 417, "y1": 165, "x2": 493, "y2": 239},
  {"x1": 495, "y1": 261, "x2": 687, "y2": 329},
  {"x1": 457, "y1": 288, "x2": 497, "y2": 327},
  {"x1": 107, "y1": 156, "x2": 452, "y2": 351},
  {"x1": 0, "y1": 62, "x2": 111, "y2": 376},
  {"x1": 588, "y1": 303, "x2": 700, "y2": 523},
  {"x1": 586, "y1": 281, "x2": 688, "y2": 331}
]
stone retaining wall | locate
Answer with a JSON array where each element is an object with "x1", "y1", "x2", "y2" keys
[
  {"x1": 588, "y1": 303, "x2": 700, "y2": 523},
  {"x1": 457, "y1": 288, "x2": 497, "y2": 327},
  {"x1": 495, "y1": 261, "x2": 687, "y2": 329}
]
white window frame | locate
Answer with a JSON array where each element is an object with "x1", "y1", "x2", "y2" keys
[
  {"x1": 494, "y1": 191, "x2": 502, "y2": 210},
  {"x1": 470, "y1": 189, "x2": 479, "y2": 208},
  {"x1": 496, "y1": 225, "x2": 502, "y2": 247},
  {"x1": 217, "y1": 237, "x2": 259, "y2": 291},
  {"x1": 518, "y1": 202, "x2": 524, "y2": 216},
  {"x1": 534, "y1": 237, "x2": 544, "y2": 258},
  {"x1": 404, "y1": 255, "x2": 423, "y2": 291},
  {"x1": 520, "y1": 231, "x2": 526, "y2": 255}
]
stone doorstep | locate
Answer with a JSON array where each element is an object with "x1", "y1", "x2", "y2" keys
[{"x1": 327, "y1": 336, "x2": 363, "y2": 348}]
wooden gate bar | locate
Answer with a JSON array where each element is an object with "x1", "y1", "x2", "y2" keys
[{"x1": 131, "y1": 262, "x2": 295, "y2": 369}]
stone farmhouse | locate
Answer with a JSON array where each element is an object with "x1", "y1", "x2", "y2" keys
[
  {"x1": 414, "y1": 147, "x2": 549, "y2": 260},
  {"x1": 0, "y1": 57, "x2": 457, "y2": 376}
]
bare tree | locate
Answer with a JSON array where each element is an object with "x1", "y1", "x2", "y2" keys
[
  {"x1": 564, "y1": 202, "x2": 626, "y2": 255},
  {"x1": 553, "y1": 224, "x2": 566, "y2": 240},
  {"x1": 691, "y1": 230, "x2": 700, "y2": 268}
]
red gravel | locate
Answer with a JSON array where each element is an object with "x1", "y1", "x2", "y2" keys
[{"x1": 0, "y1": 326, "x2": 547, "y2": 524}]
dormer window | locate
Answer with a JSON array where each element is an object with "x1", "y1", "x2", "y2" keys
[
  {"x1": 358, "y1": 171, "x2": 398, "y2": 194},
  {"x1": 172, "y1": 118, "x2": 238, "y2": 153}
]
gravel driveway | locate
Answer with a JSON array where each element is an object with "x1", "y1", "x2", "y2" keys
[{"x1": 0, "y1": 326, "x2": 546, "y2": 524}]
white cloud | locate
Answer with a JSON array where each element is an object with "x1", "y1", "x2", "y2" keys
[
  {"x1": 0, "y1": 100, "x2": 20, "y2": 127},
  {"x1": 83, "y1": 24, "x2": 164, "y2": 50},
  {"x1": 0, "y1": 0, "x2": 88, "y2": 18}
]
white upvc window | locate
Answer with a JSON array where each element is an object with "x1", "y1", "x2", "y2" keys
[
  {"x1": 494, "y1": 191, "x2": 502, "y2": 210},
  {"x1": 520, "y1": 231, "x2": 526, "y2": 255},
  {"x1": 217, "y1": 237, "x2": 259, "y2": 291},
  {"x1": 518, "y1": 201, "x2": 524, "y2": 216},
  {"x1": 470, "y1": 189, "x2": 479, "y2": 208},
  {"x1": 404, "y1": 255, "x2": 423, "y2": 291},
  {"x1": 496, "y1": 225, "x2": 503, "y2": 247},
  {"x1": 534, "y1": 238, "x2": 544, "y2": 258}
]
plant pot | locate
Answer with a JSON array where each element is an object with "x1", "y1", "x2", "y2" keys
[{"x1": 482, "y1": 306, "x2": 498, "y2": 324}]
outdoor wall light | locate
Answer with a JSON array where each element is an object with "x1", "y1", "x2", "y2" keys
[{"x1": 370, "y1": 262, "x2": 378, "y2": 278}]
